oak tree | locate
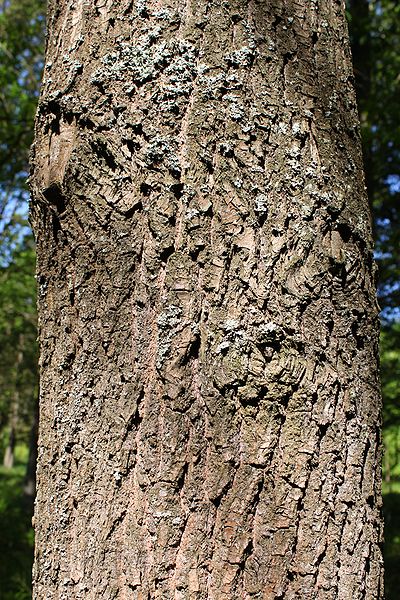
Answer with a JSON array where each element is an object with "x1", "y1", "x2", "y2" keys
[{"x1": 31, "y1": 1, "x2": 384, "y2": 598}]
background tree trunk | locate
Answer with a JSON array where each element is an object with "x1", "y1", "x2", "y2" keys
[
  {"x1": 3, "y1": 335, "x2": 24, "y2": 469},
  {"x1": 2, "y1": 412, "x2": 17, "y2": 469},
  {"x1": 30, "y1": 0, "x2": 384, "y2": 598}
]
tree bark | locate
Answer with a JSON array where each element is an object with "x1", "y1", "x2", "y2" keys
[{"x1": 30, "y1": 1, "x2": 384, "y2": 598}]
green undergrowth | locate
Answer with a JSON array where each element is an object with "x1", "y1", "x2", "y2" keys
[
  {"x1": 0, "y1": 445, "x2": 34, "y2": 600},
  {"x1": 383, "y1": 481, "x2": 400, "y2": 599}
]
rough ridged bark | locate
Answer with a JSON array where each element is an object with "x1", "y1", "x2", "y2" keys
[{"x1": 30, "y1": 0, "x2": 384, "y2": 598}]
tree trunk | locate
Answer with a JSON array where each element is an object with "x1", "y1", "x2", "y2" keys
[
  {"x1": 3, "y1": 415, "x2": 16, "y2": 469},
  {"x1": 3, "y1": 338, "x2": 23, "y2": 469},
  {"x1": 30, "y1": 1, "x2": 384, "y2": 598},
  {"x1": 384, "y1": 442, "x2": 391, "y2": 485}
]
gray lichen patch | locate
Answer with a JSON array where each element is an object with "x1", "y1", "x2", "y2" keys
[
  {"x1": 224, "y1": 44, "x2": 256, "y2": 68},
  {"x1": 223, "y1": 93, "x2": 246, "y2": 125},
  {"x1": 157, "y1": 304, "x2": 182, "y2": 330},
  {"x1": 91, "y1": 35, "x2": 198, "y2": 104},
  {"x1": 255, "y1": 193, "x2": 268, "y2": 216},
  {"x1": 161, "y1": 40, "x2": 199, "y2": 98},
  {"x1": 142, "y1": 135, "x2": 180, "y2": 174},
  {"x1": 135, "y1": 0, "x2": 148, "y2": 18},
  {"x1": 156, "y1": 305, "x2": 183, "y2": 369},
  {"x1": 212, "y1": 316, "x2": 249, "y2": 363},
  {"x1": 91, "y1": 34, "x2": 167, "y2": 87}
]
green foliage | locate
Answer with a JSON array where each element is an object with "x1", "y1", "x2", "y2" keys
[
  {"x1": 348, "y1": 0, "x2": 400, "y2": 316},
  {"x1": 383, "y1": 483, "x2": 400, "y2": 600},
  {"x1": 0, "y1": 0, "x2": 45, "y2": 200},
  {"x1": 0, "y1": 445, "x2": 33, "y2": 600},
  {"x1": 368, "y1": 2, "x2": 400, "y2": 317},
  {"x1": 0, "y1": 0, "x2": 43, "y2": 454},
  {"x1": 0, "y1": 234, "x2": 37, "y2": 447},
  {"x1": 381, "y1": 323, "x2": 400, "y2": 427}
]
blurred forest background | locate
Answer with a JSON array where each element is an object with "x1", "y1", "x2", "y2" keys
[{"x1": 0, "y1": 0, "x2": 399, "y2": 598}]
